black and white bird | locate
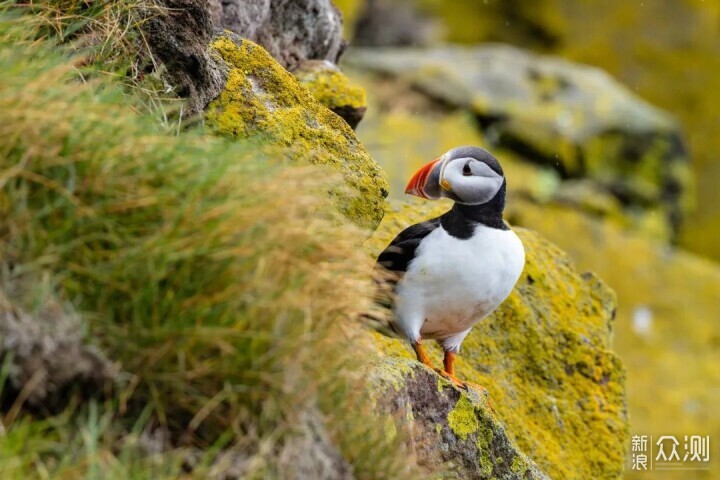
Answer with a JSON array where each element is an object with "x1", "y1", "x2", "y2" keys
[{"x1": 375, "y1": 146, "x2": 525, "y2": 388}]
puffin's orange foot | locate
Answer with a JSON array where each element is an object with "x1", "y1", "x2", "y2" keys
[
  {"x1": 412, "y1": 339, "x2": 436, "y2": 370},
  {"x1": 435, "y1": 368, "x2": 468, "y2": 390}
]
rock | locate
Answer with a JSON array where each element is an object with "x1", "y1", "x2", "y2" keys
[
  {"x1": 142, "y1": 9, "x2": 386, "y2": 228},
  {"x1": 337, "y1": 0, "x2": 566, "y2": 46},
  {"x1": 294, "y1": 60, "x2": 367, "y2": 129},
  {"x1": 371, "y1": 357, "x2": 550, "y2": 479},
  {"x1": 352, "y1": 68, "x2": 720, "y2": 473},
  {"x1": 144, "y1": 0, "x2": 351, "y2": 118},
  {"x1": 352, "y1": 0, "x2": 439, "y2": 47},
  {"x1": 366, "y1": 202, "x2": 629, "y2": 479},
  {"x1": 205, "y1": 32, "x2": 388, "y2": 230},
  {"x1": 348, "y1": 72, "x2": 664, "y2": 239},
  {"x1": 346, "y1": 45, "x2": 692, "y2": 238},
  {"x1": 144, "y1": 0, "x2": 227, "y2": 117},
  {"x1": 354, "y1": 0, "x2": 564, "y2": 47},
  {"x1": 0, "y1": 288, "x2": 114, "y2": 413},
  {"x1": 208, "y1": 0, "x2": 346, "y2": 71}
]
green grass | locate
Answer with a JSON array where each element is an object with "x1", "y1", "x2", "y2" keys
[
  {"x1": 0, "y1": 8, "x2": 418, "y2": 479},
  {"x1": 10, "y1": 0, "x2": 184, "y2": 124}
]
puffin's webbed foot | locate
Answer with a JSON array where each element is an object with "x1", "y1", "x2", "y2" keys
[
  {"x1": 442, "y1": 350, "x2": 495, "y2": 409},
  {"x1": 438, "y1": 350, "x2": 467, "y2": 389},
  {"x1": 435, "y1": 368, "x2": 467, "y2": 389}
]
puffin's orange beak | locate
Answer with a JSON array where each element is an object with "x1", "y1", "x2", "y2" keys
[{"x1": 405, "y1": 158, "x2": 441, "y2": 199}]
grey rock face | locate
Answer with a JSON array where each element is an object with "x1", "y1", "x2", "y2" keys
[
  {"x1": 353, "y1": 0, "x2": 438, "y2": 47},
  {"x1": 209, "y1": 0, "x2": 346, "y2": 71},
  {"x1": 144, "y1": 0, "x2": 227, "y2": 117}
]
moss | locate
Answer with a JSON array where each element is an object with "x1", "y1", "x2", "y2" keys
[
  {"x1": 370, "y1": 353, "x2": 416, "y2": 393},
  {"x1": 475, "y1": 418, "x2": 495, "y2": 477},
  {"x1": 384, "y1": 416, "x2": 398, "y2": 441},
  {"x1": 205, "y1": 34, "x2": 388, "y2": 230},
  {"x1": 447, "y1": 395, "x2": 479, "y2": 441},
  {"x1": 511, "y1": 456, "x2": 529, "y2": 476}
]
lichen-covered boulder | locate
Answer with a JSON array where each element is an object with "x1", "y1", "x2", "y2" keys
[
  {"x1": 294, "y1": 60, "x2": 367, "y2": 129},
  {"x1": 208, "y1": 0, "x2": 345, "y2": 71},
  {"x1": 346, "y1": 45, "x2": 692, "y2": 236},
  {"x1": 366, "y1": 202, "x2": 629, "y2": 479},
  {"x1": 503, "y1": 196, "x2": 720, "y2": 478},
  {"x1": 206, "y1": 33, "x2": 388, "y2": 230}
]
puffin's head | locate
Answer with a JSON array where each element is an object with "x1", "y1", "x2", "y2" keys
[{"x1": 405, "y1": 146, "x2": 506, "y2": 207}]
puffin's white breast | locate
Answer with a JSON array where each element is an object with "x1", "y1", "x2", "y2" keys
[{"x1": 395, "y1": 224, "x2": 525, "y2": 340}]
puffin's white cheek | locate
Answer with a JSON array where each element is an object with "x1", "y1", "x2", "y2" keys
[{"x1": 454, "y1": 176, "x2": 503, "y2": 204}]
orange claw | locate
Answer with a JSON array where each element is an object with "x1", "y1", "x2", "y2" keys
[{"x1": 436, "y1": 368, "x2": 467, "y2": 389}]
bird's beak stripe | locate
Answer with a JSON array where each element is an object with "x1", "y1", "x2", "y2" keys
[{"x1": 405, "y1": 158, "x2": 441, "y2": 198}]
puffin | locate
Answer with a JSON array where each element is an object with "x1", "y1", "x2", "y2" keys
[{"x1": 374, "y1": 146, "x2": 525, "y2": 388}]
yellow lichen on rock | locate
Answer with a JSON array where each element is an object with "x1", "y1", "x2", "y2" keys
[
  {"x1": 367, "y1": 202, "x2": 629, "y2": 479},
  {"x1": 295, "y1": 61, "x2": 367, "y2": 110},
  {"x1": 448, "y1": 395, "x2": 480, "y2": 441},
  {"x1": 504, "y1": 197, "x2": 720, "y2": 480},
  {"x1": 205, "y1": 33, "x2": 388, "y2": 230},
  {"x1": 294, "y1": 60, "x2": 368, "y2": 128}
]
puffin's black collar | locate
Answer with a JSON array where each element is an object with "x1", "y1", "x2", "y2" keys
[{"x1": 440, "y1": 183, "x2": 508, "y2": 239}]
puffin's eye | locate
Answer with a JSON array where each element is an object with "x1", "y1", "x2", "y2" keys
[{"x1": 462, "y1": 162, "x2": 473, "y2": 176}]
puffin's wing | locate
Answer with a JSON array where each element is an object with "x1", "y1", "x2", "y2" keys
[
  {"x1": 362, "y1": 216, "x2": 442, "y2": 335},
  {"x1": 376, "y1": 217, "x2": 442, "y2": 275},
  {"x1": 373, "y1": 216, "x2": 442, "y2": 305}
]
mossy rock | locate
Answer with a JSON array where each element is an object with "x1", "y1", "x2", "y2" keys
[
  {"x1": 366, "y1": 202, "x2": 629, "y2": 479},
  {"x1": 346, "y1": 45, "x2": 692, "y2": 237},
  {"x1": 504, "y1": 197, "x2": 720, "y2": 480},
  {"x1": 370, "y1": 357, "x2": 549, "y2": 479},
  {"x1": 207, "y1": 0, "x2": 345, "y2": 71},
  {"x1": 294, "y1": 59, "x2": 367, "y2": 129},
  {"x1": 205, "y1": 32, "x2": 388, "y2": 231}
]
